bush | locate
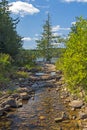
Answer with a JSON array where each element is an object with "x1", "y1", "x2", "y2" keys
[
  {"x1": 56, "y1": 17, "x2": 87, "y2": 92},
  {"x1": 0, "y1": 53, "x2": 12, "y2": 86},
  {"x1": 16, "y1": 71, "x2": 29, "y2": 78}
]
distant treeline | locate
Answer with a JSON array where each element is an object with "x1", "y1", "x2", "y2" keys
[{"x1": 28, "y1": 48, "x2": 65, "y2": 58}]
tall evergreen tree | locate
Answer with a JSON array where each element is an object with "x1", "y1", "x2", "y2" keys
[
  {"x1": 0, "y1": 0, "x2": 22, "y2": 58},
  {"x1": 36, "y1": 14, "x2": 53, "y2": 62}
]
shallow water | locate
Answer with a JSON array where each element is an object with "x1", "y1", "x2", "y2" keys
[{"x1": 0, "y1": 86, "x2": 80, "y2": 130}]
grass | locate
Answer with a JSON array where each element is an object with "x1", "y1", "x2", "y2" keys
[{"x1": 16, "y1": 71, "x2": 29, "y2": 78}]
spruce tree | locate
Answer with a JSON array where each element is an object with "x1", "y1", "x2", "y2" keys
[{"x1": 36, "y1": 14, "x2": 53, "y2": 62}]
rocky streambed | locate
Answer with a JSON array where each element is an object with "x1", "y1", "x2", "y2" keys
[{"x1": 0, "y1": 63, "x2": 87, "y2": 130}]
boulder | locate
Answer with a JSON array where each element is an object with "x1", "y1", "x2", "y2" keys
[
  {"x1": 69, "y1": 100, "x2": 83, "y2": 108},
  {"x1": 20, "y1": 92, "x2": 30, "y2": 100},
  {"x1": 1, "y1": 97, "x2": 17, "y2": 108}
]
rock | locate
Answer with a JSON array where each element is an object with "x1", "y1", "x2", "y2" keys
[
  {"x1": 3, "y1": 104, "x2": 11, "y2": 111},
  {"x1": 64, "y1": 98, "x2": 70, "y2": 103},
  {"x1": 56, "y1": 88, "x2": 60, "y2": 92},
  {"x1": 55, "y1": 117, "x2": 63, "y2": 122},
  {"x1": 16, "y1": 99, "x2": 23, "y2": 107},
  {"x1": 39, "y1": 116, "x2": 46, "y2": 120},
  {"x1": 56, "y1": 76, "x2": 62, "y2": 81},
  {"x1": 1, "y1": 97, "x2": 17, "y2": 108},
  {"x1": 72, "y1": 115, "x2": 76, "y2": 120},
  {"x1": 55, "y1": 112, "x2": 69, "y2": 123},
  {"x1": 11, "y1": 93, "x2": 20, "y2": 99},
  {"x1": 78, "y1": 111, "x2": 87, "y2": 119},
  {"x1": 71, "y1": 108, "x2": 75, "y2": 111},
  {"x1": 20, "y1": 92, "x2": 30, "y2": 100},
  {"x1": 17, "y1": 87, "x2": 32, "y2": 94},
  {"x1": 0, "y1": 107, "x2": 4, "y2": 116},
  {"x1": 69, "y1": 100, "x2": 83, "y2": 108}
]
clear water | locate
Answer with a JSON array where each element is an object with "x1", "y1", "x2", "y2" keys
[{"x1": 0, "y1": 86, "x2": 80, "y2": 130}]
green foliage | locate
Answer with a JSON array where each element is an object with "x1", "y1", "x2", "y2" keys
[
  {"x1": 15, "y1": 49, "x2": 36, "y2": 67},
  {"x1": 56, "y1": 16, "x2": 87, "y2": 92},
  {"x1": 36, "y1": 14, "x2": 53, "y2": 62},
  {"x1": 0, "y1": 53, "x2": 11, "y2": 85},
  {"x1": 0, "y1": 0, "x2": 22, "y2": 58},
  {"x1": 6, "y1": 89, "x2": 18, "y2": 94},
  {"x1": 16, "y1": 71, "x2": 29, "y2": 78}
]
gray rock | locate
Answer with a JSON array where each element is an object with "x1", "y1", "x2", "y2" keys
[
  {"x1": 11, "y1": 93, "x2": 20, "y2": 99},
  {"x1": 69, "y1": 100, "x2": 83, "y2": 108},
  {"x1": 78, "y1": 111, "x2": 87, "y2": 119},
  {"x1": 1, "y1": 97, "x2": 17, "y2": 108}
]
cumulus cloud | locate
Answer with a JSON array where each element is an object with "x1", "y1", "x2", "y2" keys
[
  {"x1": 62, "y1": 0, "x2": 87, "y2": 2},
  {"x1": 52, "y1": 25, "x2": 70, "y2": 32},
  {"x1": 9, "y1": 1, "x2": 40, "y2": 17},
  {"x1": 22, "y1": 37, "x2": 32, "y2": 41}
]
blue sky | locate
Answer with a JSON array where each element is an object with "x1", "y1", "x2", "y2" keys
[{"x1": 8, "y1": 0, "x2": 87, "y2": 49}]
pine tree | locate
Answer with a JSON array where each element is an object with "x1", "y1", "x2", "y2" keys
[
  {"x1": 0, "y1": 0, "x2": 22, "y2": 58},
  {"x1": 36, "y1": 14, "x2": 53, "y2": 62}
]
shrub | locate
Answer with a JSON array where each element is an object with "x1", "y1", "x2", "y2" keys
[{"x1": 56, "y1": 17, "x2": 87, "y2": 92}]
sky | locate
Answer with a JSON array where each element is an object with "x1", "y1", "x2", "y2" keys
[{"x1": 8, "y1": 0, "x2": 87, "y2": 49}]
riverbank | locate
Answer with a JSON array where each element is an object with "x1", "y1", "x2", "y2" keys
[{"x1": 0, "y1": 63, "x2": 87, "y2": 129}]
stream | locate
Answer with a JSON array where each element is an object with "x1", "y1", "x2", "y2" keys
[
  {"x1": 0, "y1": 85, "x2": 80, "y2": 130},
  {"x1": 0, "y1": 64, "x2": 81, "y2": 130}
]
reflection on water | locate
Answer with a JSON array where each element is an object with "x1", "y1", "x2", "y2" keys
[
  {"x1": 35, "y1": 72, "x2": 45, "y2": 76},
  {"x1": 0, "y1": 87, "x2": 79, "y2": 130}
]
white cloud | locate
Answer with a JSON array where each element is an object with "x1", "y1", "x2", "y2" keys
[
  {"x1": 33, "y1": 37, "x2": 39, "y2": 40},
  {"x1": 52, "y1": 25, "x2": 70, "y2": 32},
  {"x1": 22, "y1": 37, "x2": 32, "y2": 41},
  {"x1": 63, "y1": 0, "x2": 87, "y2": 2},
  {"x1": 71, "y1": 21, "x2": 76, "y2": 25},
  {"x1": 22, "y1": 36, "x2": 39, "y2": 42},
  {"x1": 9, "y1": 1, "x2": 40, "y2": 17},
  {"x1": 53, "y1": 32, "x2": 62, "y2": 37},
  {"x1": 52, "y1": 25, "x2": 60, "y2": 32}
]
